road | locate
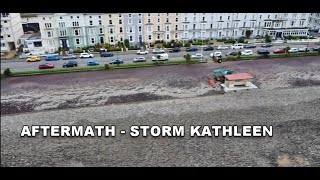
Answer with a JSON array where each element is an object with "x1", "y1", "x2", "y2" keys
[{"x1": 0, "y1": 44, "x2": 310, "y2": 73}]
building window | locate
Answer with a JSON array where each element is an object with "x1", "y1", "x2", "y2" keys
[
  {"x1": 47, "y1": 31, "x2": 51, "y2": 37},
  {"x1": 194, "y1": 17, "x2": 196, "y2": 21},
  {"x1": 157, "y1": 34, "x2": 160, "y2": 39},
  {"x1": 99, "y1": 20, "x2": 102, "y2": 25},
  {"x1": 193, "y1": 24, "x2": 196, "y2": 29},
  {"x1": 60, "y1": 30, "x2": 66, "y2": 36},
  {"x1": 110, "y1": 37, "x2": 114, "y2": 43},
  {"x1": 70, "y1": 16, "x2": 73, "y2": 19},
  {"x1": 228, "y1": 16, "x2": 230, "y2": 20},
  {"x1": 128, "y1": 14, "x2": 131, "y2": 17},
  {"x1": 243, "y1": 22, "x2": 246, "y2": 27},
  {"x1": 99, "y1": 16, "x2": 101, "y2": 19},
  {"x1": 75, "y1": 39, "x2": 80, "y2": 45},
  {"x1": 148, "y1": 13, "x2": 150, "y2": 16},
  {"x1": 100, "y1": 37, "x2": 104, "y2": 44},
  {"x1": 268, "y1": 15, "x2": 270, "y2": 19},
  {"x1": 202, "y1": 17, "x2": 205, "y2": 21},
  {"x1": 210, "y1": 24, "x2": 213, "y2": 29},
  {"x1": 175, "y1": 33, "x2": 178, "y2": 38},
  {"x1": 148, "y1": 35, "x2": 152, "y2": 40},
  {"x1": 291, "y1": 21, "x2": 295, "y2": 26},
  {"x1": 220, "y1": 16, "x2": 222, "y2": 20},
  {"x1": 90, "y1": 38, "x2": 95, "y2": 44},
  {"x1": 128, "y1": 19, "x2": 132, "y2": 24},
  {"x1": 120, "y1": 36, "x2": 123, "y2": 42},
  {"x1": 77, "y1": 16, "x2": 79, "y2": 19},
  {"x1": 166, "y1": 26, "x2": 169, "y2": 31},
  {"x1": 99, "y1": 28, "x2": 103, "y2": 34},
  {"x1": 109, "y1": 14, "x2": 112, "y2": 18},
  {"x1": 158, "y1": 13, "x2": 160, "y2": 16},
  {"x1": 244, "y1": 15, "x2": 246, "y2": 19},
  {"x1": 45, "y1": 23, "x2": 52, "y2": 28},
  {"x1": 185, "y1": 17, "x2": 187, "y2": 21},
  {"x1": 176, "y1": 13, "x2": 178, "y2": 16},
  {"x1": 175, "y1": 25, "x2": 178, "y2": 30},
  {"x1": 72, "y1": 22, "x2": 79, "y2": 27},
  {"x1": 89, "y1": 16, "x2": 92, "y2": 18},
  {"x1": 110, "y1": 28, "x2": 114, "y2": 34},
  {"x1": 42, "y1": 17, "x2": 45, "y2": 20},
  {"x1": 158, "y1": 26, "x2": 160, "y2": 31},
  {"x1": 60, "y1": 17, "x2": 62, "y2": 19},
  {"x1": 59, "y1": 22, "x2": 65, "y2": 28},
  {"x1": 74, "y1": 29, "x2": 80, "y2": 36},
  {"x1": 166, "y1": 18, "x2": 169, "y2": 23},
  {"x1": 167, "y1": 34, "x2": 169, "y2": 39},
  {"x1": 148, "y1": 19, "x2": 150, "y2": 23},
  {"x1": 158, "y1": 18, "x2": 160, "y2": 23},
  {"x1": 119, "y1": 14, "x2": 122, "y2": 17},
  {"x1": 109, "y1": 20, "x2": 112, "y2": 25},
  {"x1": 176, "y1": 18, "x2": 178, "y2": 22},
  {"x1": 139, "y1": 26, "x2": 141, "y2": 32},
  {"x1": 129, "y1": 35, "x2": 133, "y2": 42},
  {"x1": 138, "y1": 14, "x2": 141, "y2": 17},
  {"x1": 89, "y1": 21, "x2": 93, "y2": 25},
  {"x1": 119, "y1": 19, "x2": 122, "y2": 24},
  {"x1": 120, "y1": 27, "x2": 123, "y2": 33},
  {"x1": 138, "y1": 19, "x2": 142, "y2": 24}
]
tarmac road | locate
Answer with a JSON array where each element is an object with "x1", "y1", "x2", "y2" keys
[{"x1": 0, "y1": 44, "x2": 309, "y2": 73}]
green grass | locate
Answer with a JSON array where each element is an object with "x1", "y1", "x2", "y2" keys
[{"x1": 5, "y1": 60, "x2": 201, "y2": 77}]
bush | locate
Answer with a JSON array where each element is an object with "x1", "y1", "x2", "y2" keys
[
  {"x1": 104, "y1": 64, "x2": 110, "y2": 70},
  {"x1": 108, "y1": 48, "x2": 122, "y2": 52},
  {"x1": 224, "y1": 39, "x2": 236, "y2": 44},
  {"x1": 238, "y1": 36, "x2": 245, "y2": 43},
  {"x1": 4, "y1": 68, "x2": 12, "y2": 77},
  {"x1": 184, "y1": 53, "x2": 191, "y2": 62},
  {"x1": 124, "y1": 39, "x2": 130, "y2": 48},
  {"x1": 226, "y1": 56, "x2": 237, "y2": 61},
  {"x1": 237, "y1": 51, "x2": 242, "y2": 58},
  {"x1": 184, "y1": 42, "x2": 191, "y2": 47}
]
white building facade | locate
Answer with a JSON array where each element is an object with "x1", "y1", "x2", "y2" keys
[
  {"x1": 308, "y1": 13, "x2": 320, "y2": 33},
  {"x1": 1, "y1": 13, "x2": 24, "y2": 52}
]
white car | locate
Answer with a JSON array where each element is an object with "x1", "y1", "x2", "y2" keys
[
  {"x1": 80, "y1": 53, "x2": 94, "y2": 58},
  {"x1": 241, "y1": 50, "x2": 253, "y2": 56},
  {"x1": 298, "y1": 47, "x2": 310, "y2": 52},
  {"x1": 152, "y1": 53, "x2": 169, "y2": 61},
  {"x1": 231, "y1": 43, "x2": 244, "y2": 49},
  {"x1": 217, "y1": 45, "x2": 229, "y2": 50},
  {"x1": 288, "y1": 48, "x2": 299, "y2": 53},
  {"x1": 153, "y1": 48, "x2": 165, "y2": 54},
  {"x1": 133, "y1": 57, "x2": 147, "y2": 62},
  {"x1": 210, "y1": 52, "x2": 222, "y2": 58},
  {"x1": 137, "y1": 50, "x2": 149, "y2": 55},
  {"x1": 191, "y1": 53, "x2": 203, "y2": 59}
]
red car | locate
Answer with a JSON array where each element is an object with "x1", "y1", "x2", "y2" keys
[
  {"x1": 273, "y1": 48, "x2": 285, "y2": 54},
  {"x1": 38, "y1": 63, "x2": 54, "y2": 69}
]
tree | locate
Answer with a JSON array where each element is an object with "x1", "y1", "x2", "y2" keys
[
  {"x1": 184, "y1": 53, "x2": 191, "y2": 63},
  {"x1": 284, "y1": 46, "x2": 290, "y2": 56},
  {"x1": 265, "y1": 34, "x2": 272, "y2": 43},
  {"x1": 124, "y1": 39, "x2": 130, "y2": 48},
  {"x1": 3, "y1": 68, "x2": 12, "y2": 77},
  {"x1": 238, "y1": 36, "x2": 245, "y2": 43},
  {"x1": 245, "y1": 30, "x2": 252, "y2": 39},
  {"x1": 237, "y1": 51, "x2": 242, "y2": 58}
]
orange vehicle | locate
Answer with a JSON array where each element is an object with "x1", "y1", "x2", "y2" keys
[{"x1": 26, "y1": 56, "x2": 41, "y2": 62}]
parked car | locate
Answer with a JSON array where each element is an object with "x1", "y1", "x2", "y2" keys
[
  {"x1": 169, "y1": 47, "x2": 181, "y2": 53},
  {"x1": 137, "y1": 50, "x2": 149, "y2": 55},
  {"x1": 63, "y1": 60, "x2": 78, "y2": 68},
  {"x1": 288, "y1": 48, "x2": 299, "y2": 53},
  {"x1": 312, "y1": 46, "x2": 320, "y2": 51},
  {"x1": 216, "y1": 45, "x2": 229, "y2": 50},
  {"x1": 45, "y1": 56, "x2": 60, "y2": 61},
  {"x1": 241, "y1": 50, "x2": 253, "y2": 56},
  {"x1": 231, "y1": 44, "x2": 244, "y2": 49},
  {"x1": 255, "y1": 35, "x2": 262, "y2": 39},
  {"x1": 257, "y1": 49, "x2": 270, "y2": 55},
  {"x1": 203, "y1": 46, "x2": 214, "y2": 51},
  {"x1": 26, "y1": 56, "x2": 41, "y2": 62},
  {"x1": 20, "y1": 53, "x2": 31, "y2": 59},
  {"x1": 87, "y1": 60, "x2": 100, "y2": 66},
  {"x1": 80, "y1": 53, "x2": 94, "y2": 58},
  {"x1": 273, "y1": 49, "x2": 285, "y2": 54},
  {"x1": 298, "y1": 47, "x2": 310, "y2": 52},
  {"x1": 226, "y1": 51, "x2": 237, "y2": 56},
  {"x1": 186, "y1": 46, "x2": 198, "y2": 52},
  {"x1": 152, "y1": 53, "x2": 169, "y2": 61},
  {"x1": 210, "y1": 52, "x2": 222, "y2": 58},
  {"x1": 62, "y1": 54, "x2": 77, "y2": 60},
  {"x1": 153, "y1": 48, "x2": 165, "y2": 54},
  {"x1": 109, "y1": 58, "x2": 124, "y2": 64},
  {"x1": 100, "y1": 52, "x2": 114, "y2": 57},
  {"x1": 244, "y1": 44, "x2": 257, "y2": 48},
  {"x1": 133, "y1": 57, "x2": 147, "y2": 62},
  {"x1": 262, "y1": 43, "x2": 273, "y2": 47},
  {"x1": 38, "y1": 63, "x2": 54, "y2": 69},
  {"x1": 191, "y1": 53, "x2": 203, "y2": 59}
]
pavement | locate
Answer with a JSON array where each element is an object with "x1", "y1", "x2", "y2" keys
[
  {"x1": 0, "y1": 44, "x2": 314, "y2": 73},
  {"x1": 1, "y1": 56, "x2": 320, "y2": 167}
]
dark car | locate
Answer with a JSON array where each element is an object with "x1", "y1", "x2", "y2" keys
[
  {"x1": 109, "y1": 58, "x2": 124, "y2": 64},
  {"x1": 38, "y1": 63, "x2": 54, "y2": 69},
  {"x1": 257, "y1": 49, "x2": 270, "y2": 55},
  {"x1": 63, "y1": 60, "x2": 78, "y2": 68},
  {"x1": 169, "y1": 47, "x2": 181, "y2": 53},
  {"x1": 226, "y1": 51, "x2": 237, "y2": 56},
  {"x1": 255, "y1": 35, "x2": 262, "y2": 39},
  {"x1": 262, "y1": 43, "x2": 273, "y2": 47},
  {"x1": 45, "y1": 56, "x2": 60, "y2": 61},
  {"x1": 186, "y1": 47, "x2": 198, "y2": 52},
  {"x1": 244, "y1": 44, "x2": 257, "y2": 48},
  {"x1": 203, "y1": 46, "x2": 214, "y2": 51},
  {"x1": 100, "y1": 52, "x2": 114, "y2": 57}
]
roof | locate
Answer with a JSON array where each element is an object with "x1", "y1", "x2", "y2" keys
[{"x1": 225, "y1": 73, "x2": 254, "y2": 81}]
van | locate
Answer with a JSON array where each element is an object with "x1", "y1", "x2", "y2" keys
[
  {"x1": 231, "y1": 44, "x2": 244, "y2": 49},
  {"x1": 152, "y1": 53, "x2": 169, "y2": 61}
]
